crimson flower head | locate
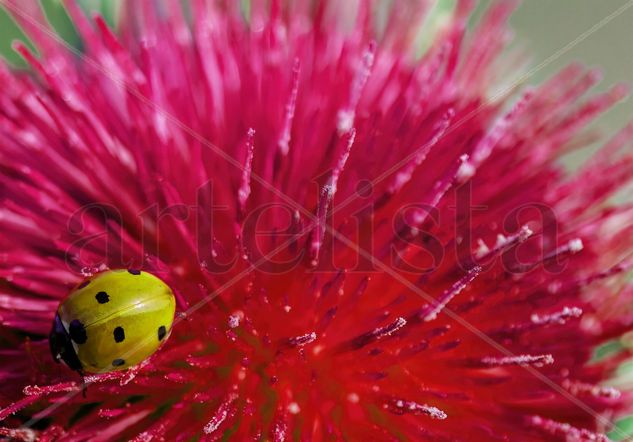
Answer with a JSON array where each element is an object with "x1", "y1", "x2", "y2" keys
[{"x1": 1, "y1": 1, "x2": 633, "y2": 440}]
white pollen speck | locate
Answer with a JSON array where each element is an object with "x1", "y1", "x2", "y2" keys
[
  {"x1": 336, "y1": 109, "x2": 355, "y2": 134},
  {"x1": 475, "y1": 239, "x2": 490, "y2": 258},
  {"x1": 284, "y1": 305, "x2": 292, "y2": 313},
  {"x1": 520, "y1": 225, "x2": 534, "y2": 238},
  {"x1": 347, "y1": 393, "x2": 360, "y2": 403},
  {"x1": 287, "y1": 402, "x2": 300, "y2": 414},
  {"x1": 323, "y1": 183, "x2": 335, "y2": 197},
  {"x1": 568, "y1": 238, "x2": 584, "y2": 253},
  {"x1": 495, "y1": 234, "x2": 508, "y2": 248},
  {"x1": 228, "y1": 315, "x2": 241, "y2": 328},
  {"x1": 457, "y1": 160, "x2": 475, "y2": 181}
]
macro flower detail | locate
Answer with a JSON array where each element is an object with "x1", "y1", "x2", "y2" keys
[{"x1": 0, "y1": 0, "x2": 632, "y2": 441}]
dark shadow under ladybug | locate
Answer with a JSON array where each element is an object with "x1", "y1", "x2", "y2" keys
[{"x1": 49, "y1": 313, "x2": 88, "y2": 397}]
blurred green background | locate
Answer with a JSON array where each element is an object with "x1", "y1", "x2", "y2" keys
[
  {"x1": 0, "y1": 0, "x2": 632, "y2": 439},
  {"x1": 508, "y1": 0, "x2": 633, "y2": 173}
]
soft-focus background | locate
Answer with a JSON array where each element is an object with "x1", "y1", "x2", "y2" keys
[
  {"x1": 1, "y1": 0, "x2": 632, "y2": 437},
  {"x1": 479, "y1": 0, "x2": 633, "y2": 203},
  {"x1": 495, "y1": 0, "x2": 633, "y2": 174},
  {"x1": 1, "y1": 0, "x2": 632, "y2": 164}
]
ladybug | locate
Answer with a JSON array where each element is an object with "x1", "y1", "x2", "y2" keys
[{"x1": 49, "y1": 269, "x2": 176, "y2": 374}]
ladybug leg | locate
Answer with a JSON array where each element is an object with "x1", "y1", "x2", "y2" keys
[{"x1": 78, "y1": 370, "x2": 88, "y2": 398}]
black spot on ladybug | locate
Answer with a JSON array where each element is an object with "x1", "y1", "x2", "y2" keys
[
  {"x1": 128, "y1": 269, "x2": 141, "y2": 275},
  {"x1": 158, "y1": 325, "x2": 167, "y2": 341},
  {"x1": 77, "y1": 280, "x2": 90, "y2": 289},
  {"x1": 69, "y1": 320, "x2": 87, "y2": 344},
  {"x1": 112, "y1": 358, "x2": 125, "y2": 367},
  {"x1": 95, "y1": 291, "x2": 109, "y2": 304},
  {"x1": 113, "y1": 326, "x2": 125, "y2": 343}
]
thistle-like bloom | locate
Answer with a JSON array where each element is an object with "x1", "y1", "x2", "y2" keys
[{"x1": 1, "y1": 1, "x2": 633, "y2": 440}]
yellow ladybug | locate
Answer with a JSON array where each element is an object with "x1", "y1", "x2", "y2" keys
[{"x1": 49, "y1": 269, "x2": 176, "y2": 374}]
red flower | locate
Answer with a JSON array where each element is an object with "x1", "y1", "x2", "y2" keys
[{"x1": 1, "y1": 1, "x2": 633, "y2": 440}]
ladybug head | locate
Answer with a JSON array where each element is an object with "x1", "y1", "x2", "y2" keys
[{"x1": 49, "y1": 313, "x2": 83, "y2": 373}]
